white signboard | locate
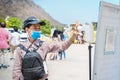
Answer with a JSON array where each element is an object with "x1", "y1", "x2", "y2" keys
[
  {"x1": 84, "y1": 24, "x2": 94, "y2": 43},
  {"x1": 93, "y1": 1, "x2": 120, "y2": 80}
]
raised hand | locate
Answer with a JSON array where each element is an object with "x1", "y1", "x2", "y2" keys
[{"x1": 69, "y1": 21, "x2": 79, "y2": 42}]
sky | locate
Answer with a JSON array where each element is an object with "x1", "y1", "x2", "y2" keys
[{"x1": 33, "y1": 0, "x2": 119, "y2": 24}]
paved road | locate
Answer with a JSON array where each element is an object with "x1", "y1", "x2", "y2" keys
[{"x1": 0, "y1": 43, "x2": 95, "y2": 80}]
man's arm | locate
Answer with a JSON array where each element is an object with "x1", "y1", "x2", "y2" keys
[{"x1": 12, "y1": 47, "x2": 24, "y2": 80}]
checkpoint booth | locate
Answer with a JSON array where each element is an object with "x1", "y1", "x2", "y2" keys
[{"x1": 93, "y1": 1, "x2": 120, "y2": 80}]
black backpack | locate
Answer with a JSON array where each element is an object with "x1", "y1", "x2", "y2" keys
[{"x1": 18, "y1": 41, "x2": 46, "y2": 80}]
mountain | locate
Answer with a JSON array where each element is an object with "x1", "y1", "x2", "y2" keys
[{"x1": 0, "y1": 0, "x2": 64, "y2": 26}]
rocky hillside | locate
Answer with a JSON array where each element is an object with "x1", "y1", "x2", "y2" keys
[{"x1": 0, "y1": 0, "x2": 63, "y2": 26}]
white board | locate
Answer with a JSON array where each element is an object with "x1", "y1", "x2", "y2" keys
[{"x1": 93, "y1": 1, "x2": 120, "y2": 80}]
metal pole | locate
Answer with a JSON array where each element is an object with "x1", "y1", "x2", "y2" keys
[{"x1": 88, "y1": 43, "x2": 92, "y2": 80}]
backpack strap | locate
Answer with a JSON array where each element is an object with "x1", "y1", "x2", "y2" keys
[
  {"x1": 38, "y1": 41, "x2": 47, "y2": 61},
  {"x1": 18, "y1": 44, "x2": 30, "y2": 53},
  {"x1": 18, "y1": 40, "x2": 36, "y2": 53},
  {"x1": 34, "y1": 41, "x2": 47, "y2": 61},
  {"x1": 18, "y1": 40, "x2": 47, "y2": 61},
  {"x1": 34, "y1": 41, "x2": 44, "y2": 51}
]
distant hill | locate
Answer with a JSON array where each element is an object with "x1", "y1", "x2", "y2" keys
[{"x1": 0, "y1": 0, "x2": 64, "y2": 27}]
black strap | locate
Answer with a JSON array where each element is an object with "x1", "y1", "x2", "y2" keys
[
  {"x1": 34, "y1": 41, "x2": 47, "y2": 61},
  {"x1": 18, "y1": 44, "x2": 30, "y2": 53},
  {"x1": 34, "y1": 41, "x2": 44, "y2": 51},
  {"x1": 18, "y1": 40, "x2": 47, "y2": 61},
  {"x1": 18, "y1": 40, "x2": 43, "y2": 54}
]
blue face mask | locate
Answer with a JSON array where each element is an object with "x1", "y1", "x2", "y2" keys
[{"x1": 31, "y1": 31, "x2": 41, "y2": 40}]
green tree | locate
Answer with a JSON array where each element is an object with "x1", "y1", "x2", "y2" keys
[
  {"x1": 92, "y1": 22, "x2": 97, "y2": 31},
  {"x1": 40, "y1": 19, "x2": 51, "y2": 36},
  {"x1": 6, "y1": 17, "x2": 23, "y2": 29},
  {"x1": 0, "y1": 17, "x2": 4, "y2": 23}
]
